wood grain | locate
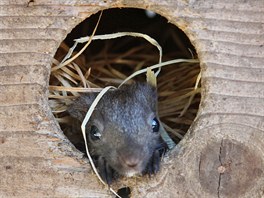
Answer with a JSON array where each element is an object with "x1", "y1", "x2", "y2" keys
[{"x1": 0, "y1": 0, "x2": 263, "y2": 197}]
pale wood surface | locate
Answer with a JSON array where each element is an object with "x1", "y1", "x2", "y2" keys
[{"x1": 0, "y1": 0, "x2": 263, "y2": 197}]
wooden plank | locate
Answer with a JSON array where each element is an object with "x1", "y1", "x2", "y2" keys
[
  {"x1": 0, "y1": 16, "x2": 80, "y2": 29},
  {"x1": 204, "y1": 63, "x2": 264, "y2": 82},
  {"x1": 0, "y1": 84, "x2": 45, "y2": 105},
  {"x1": 0, "y1": 39, "x2": 58, "y2": 53},
  {"x1": 187, "y1": 0, "x2": 264, "y2": 12},
  {"x1": 0, "y1": 28, "x2": 66, "y2": 40},
  {"x1": 0, "y1": 105, "x2": 42, "y2": 131},
  {"x1": 0, "y1": 65, "x2": 48, "y2": 85},
  {"x1": 200, "y1": 53, "x2": 264, "y2": 68},
  {"x1": 0, "y1": 52, "x2": 51, "y2": 67},
  {"x1": 0, "y1": 5, "x2": 81, "y2": 16},
  {"x1": 199, "y1": 40, "x2": 264, "y2": 58},
  {"x1": 194, "y1": 113, "x2": 264, "y2": 132},
  {"x1": 204, "y1": 77, "x2": 264, "y2": 98},
  {"x1": 202, "y1": 93, "x2": 264, "y2": 117},
  {"x1": 196, "y1": 30, "x2": 264, "y2": 45}
]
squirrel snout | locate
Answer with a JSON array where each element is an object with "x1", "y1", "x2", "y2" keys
[{"x1": 119, "y1": 155, "x2": 141, "y2": 168}]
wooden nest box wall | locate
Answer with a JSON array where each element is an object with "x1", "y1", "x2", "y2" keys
[{"x1": 0, "y1": 0, "x2": 263, "y2": 197}]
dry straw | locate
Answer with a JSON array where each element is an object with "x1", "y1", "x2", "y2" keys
[{"x1": 49, "y1": 14, "x2": 200, "y2": 196}]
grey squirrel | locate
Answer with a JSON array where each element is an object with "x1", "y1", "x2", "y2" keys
[{"x1": 68, "y1": 82, "x2": 167, "y2": 184}]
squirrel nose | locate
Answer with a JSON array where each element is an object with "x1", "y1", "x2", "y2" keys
[{"x1": 120, "y1": 155, "x2": 140, "y2": 168}]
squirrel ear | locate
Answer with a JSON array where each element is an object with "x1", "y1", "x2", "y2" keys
[
  {"x1": 67, "y1": 93, "x2": 97, "y2": 121},
  {"x1": 145, "y1": 83, "x2": 158, "y2": 111},
  {"x1": 135, "y1": 82, "x2": 158, "y2": 111}
]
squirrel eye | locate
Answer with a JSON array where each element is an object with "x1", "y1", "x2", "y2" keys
[
  {"x1": 152, "y1": 117, "x2": 160, "y2": 133},
  {"x1": 90, "y1": 125, "x2": 101, "y2": 141}
]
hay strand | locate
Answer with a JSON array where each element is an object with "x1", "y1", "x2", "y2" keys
[{"x1": 49, "y1": 17, "x2": 201, "y2": 195}]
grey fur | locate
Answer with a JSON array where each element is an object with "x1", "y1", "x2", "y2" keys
[{"x1": 68, "y1": 82, "x2": 165, "y2": 183}]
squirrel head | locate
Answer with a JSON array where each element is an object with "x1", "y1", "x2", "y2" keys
[{"x1": 68, "y1": 82, "x2": 162, "y2": 177}]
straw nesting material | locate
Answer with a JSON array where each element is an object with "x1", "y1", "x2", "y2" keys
[{"x1": 49, "y1": 36, "x2": 200, "y2": 144}]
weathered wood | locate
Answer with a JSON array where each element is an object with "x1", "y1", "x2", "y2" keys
[
  {"x1": 0, "y1": 65, "x2": 49, "y2": 85},
  {"x1": 0, "y1": 0, "x2": 263, "y2": 197}
]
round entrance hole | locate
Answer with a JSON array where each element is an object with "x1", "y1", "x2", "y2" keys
[{"x1": 49, "y1": 8, "x2": 200, "y2": 187}]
